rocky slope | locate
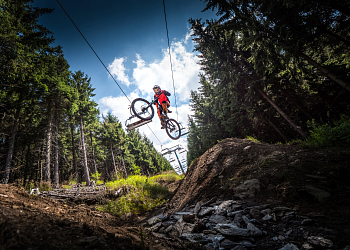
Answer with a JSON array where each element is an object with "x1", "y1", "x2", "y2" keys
[{"x1": 143, "y1": 138, "x2": 350, "y2": 250}]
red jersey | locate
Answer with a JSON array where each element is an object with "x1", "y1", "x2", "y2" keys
[{"x1": 154, "y1": 90, "x2": 171, "y2": 107}]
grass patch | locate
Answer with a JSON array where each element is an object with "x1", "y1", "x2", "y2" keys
[
  {"x1": 246, "y1": 136, "x2": 260, "y2": 143},
  {"x1": 304, "y1": 116, "x2": 350, "y2": 148},
  {"x1": 99, "y1": 172, "x2": 181, "y2": 216},
  {"x1": 68, "y1": 178, "x2": 77, "y2": 186},
  {"x1": 150, "y1": 171, "x2": 184, "y2": 182},
  {"x1": 24, "y1": 181, "x2": 52, "y2": 192}
]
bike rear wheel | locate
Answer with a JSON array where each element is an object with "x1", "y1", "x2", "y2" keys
[
  {"x1": 165, "y1": 118, "x2": 181, "y2": 140},
  {"x1": 131, "y1": 98, "x2": 154, "y2": 120}
]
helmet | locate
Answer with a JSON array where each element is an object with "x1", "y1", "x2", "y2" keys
[{"x1": 153, "y1": 85, "x2": 160, "y2": 90}]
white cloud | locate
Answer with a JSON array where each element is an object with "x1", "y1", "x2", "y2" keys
[
  {"x1": 108, "y1": 57, "x2": 131, "y2": 86},
  {"x1": 132, "y1": 40, "x2": 201, "y2": 103},
  {"x1": 185, "y1": 30, "x2": 193, "y2": 43}
]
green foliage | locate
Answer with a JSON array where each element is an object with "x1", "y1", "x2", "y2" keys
[
  {"x1": 186, "y1": 1, "x2": 350, "y2": 162},
  {"x1": 99, "y1": 175, "x2": 172, "y2": 215},
  {"x1": 132, "y1": 165, "x2": 141, "y2": 175},
  {"x1": 246, "y1": 136, "x2": 260, "y2": 143},
  {"x1": 68, "y1": 178, "x2": 77, "y2": 186},
  {"x1": 305, "y1": 117, "x2": 350, "y2": 148},
  {"x1": 90, "y1": 171, "x2": 101, "y2": 182},
  {"x1": 150, "y1": 171, "x2": 184, "y2": 182}
]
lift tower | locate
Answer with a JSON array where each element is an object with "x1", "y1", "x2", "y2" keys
[{"x1": 161, "y1": 145, "x2": 187, "y2": 174}]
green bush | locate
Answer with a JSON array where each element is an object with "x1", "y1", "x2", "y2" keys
[
  {"x1": 305, "y1": 116, "x2": 350, "y2": 147},
  {"x1": 150, "y1": 172, "x2": 183, "y2": 182},
  {"x1": 99, "y1": 172, "x2": 182, "y2": 216},
  {"x1": 90, "y1": 171, "x2": 101, "y2": 182}
]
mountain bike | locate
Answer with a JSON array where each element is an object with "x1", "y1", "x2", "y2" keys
[{"x1": 130, "y1": 97, "x2": 181, "y2": 140}]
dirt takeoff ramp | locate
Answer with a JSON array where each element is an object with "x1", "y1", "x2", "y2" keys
[
  {"x1": 164, "y1": 138, "x2": 271, "y2": 215},
  {"x1": 164, "y1": 137, "x2": 350, "y2": 216}
]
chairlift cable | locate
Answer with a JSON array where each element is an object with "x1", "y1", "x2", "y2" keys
[
  {"x1": 162, "y1": 0, "x2": 179, "y2": 121},
  {"x1": 56, "y1": 0, "x2": 131, "y2": 103},
  {"x1": 56, "y1": 0, "x2": 163, "y2": 146}
]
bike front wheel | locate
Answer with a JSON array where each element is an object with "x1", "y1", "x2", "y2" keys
[
  {"x1": 131, "y1": 98, "x2": 154, "y2": 120},
  {"x1": 165, "y1": 119, "x2": 181, "y2": 140}
]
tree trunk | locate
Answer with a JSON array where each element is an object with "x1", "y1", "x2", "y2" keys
[
  {"x1": 37, "y1": 143, "x2": 42, "y2": 182},
  {"x1": 104, "y1": 149, "x2": 109, "y2": 182},
  {"x1": 110, "y1": 143, "x2": 118, "y2": 179},
  {"x1": 70, "y1": 123, "x2": 79, "y2": 183},
  {"x1": 257, "y1": 88, "x2": 307, "y2": 139},
  {"x1": 44, "y1": 109, "x2": 52, "y2": 182},
  {"x1": 80, "y1": 115, "x2": 90, "y2": 186},
  {"x1": 53, "y1": 110, "x2": 59, "y2": 188},
  {"x1": 283, "y1": 90, "x2": 314, "y2": 122},
  {"x1": 119, "y1": 146, "x2": 128, "y2": 178},
  {"x1": 90, "y1": 131, "x2": 97, "y2": 173},
  {"x1": 299, "y1": 52, "x2": 350, "y2": 93},
  {"x1": 23, "y1": 143, "x2": 31, "y2": 185},
  {"x1": 2, "y1": 108, "x2": 20, "y2": 184},
  {"x1": 267, "y1": 118, "x2": 288, "y2": 142}
]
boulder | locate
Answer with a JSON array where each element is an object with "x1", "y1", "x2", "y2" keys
[
  {"x1": 227, "y1": 210, "x2": 244, "y2": 217},
  {"x1": 209, "y1": 214, "x2": 230, "y2": 224},
  {"x1": 194, "y1": 201, "x2": 202, "y2": 215},
  {"x1": 234, "y1": 179, "x2": 260, "y2": 199},
  {"x1": 220, "y1": 239, "x2": 236, "y2": 249},
  {"x1": 304, "y1": 186, "x2": 331, "y2": 202},
  {"x1": 180, "y1": 233, "x2": 211, "y2": 244},
  {"x1": 307, "y1": 236, "x2": 333, "y2": 248},
  {"x1": 198, "y1": 207, "x2": 215, "y2": 217},
  {"x1": 215, "y1": 200, "x2": 236, "y2": 213},
  {"x1": 214, "y1": 224, "x2": 251, "y2": 237},
  {"x1": 301, "y1": 243, "x2": 314, "y2": 249},
  {"x1": 147, "y1": 214, "x2": 165, "y2": 225},
  {"x1": 183, "y1": 213, "x2": 196, "y2": 223},
  {"x1": 152, "y1": 232, "x2": 169, "y2": 239},
  {"x1": 150, "y1": 222, "x2": 162, "y2": 232},
  {"x1": 246, "y1": 223, "x2": 262, "y2": 236},
  {"x1": 279, "y1": 243, "x2": 299, "y2": 250}
]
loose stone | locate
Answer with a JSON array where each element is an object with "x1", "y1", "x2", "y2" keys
[
  {"x1": 307, "y1": 236, "x2": 333, "y2": 248},
  {"x1": 279, "y1": 243, "x2": 299, "y2": 250}
]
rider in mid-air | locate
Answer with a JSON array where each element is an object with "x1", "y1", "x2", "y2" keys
[{"x1": 153, "y1": 85, "x2": 172, "y2": 129}]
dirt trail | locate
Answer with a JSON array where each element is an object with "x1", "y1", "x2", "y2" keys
[{"x1": 0, "y1": 184, "x2": 190, "y2": 250}]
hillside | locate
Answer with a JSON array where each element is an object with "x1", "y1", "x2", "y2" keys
[{"x1": 151, "y1": 138, "x2": 350, "y2": 250}]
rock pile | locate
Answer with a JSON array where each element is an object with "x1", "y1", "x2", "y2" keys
[{"x1": 144, "y1": 197, "x2": 348, "y2": 250}]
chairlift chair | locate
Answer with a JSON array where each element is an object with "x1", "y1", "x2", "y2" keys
[
  {"x1": 178, "y1": 123, "x2": 189, "y2": 137},
  {"x1": 125, "y1": 105, "x2": 152, "y2": 131}
]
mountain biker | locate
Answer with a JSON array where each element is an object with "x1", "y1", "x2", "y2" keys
[{"x1": 153, "y1": 85, "x2": 172, "y2": 129}]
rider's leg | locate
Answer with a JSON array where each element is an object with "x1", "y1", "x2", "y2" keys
[
  {"x1": 161, "y1": 101, "x2": 168, "y2": 114},
  {"x1": 166, "y1": 101, "x2": 172, "y2": 113},
  {"x1": 158, "y1": 105, "x2": 166, "y2": 129}
]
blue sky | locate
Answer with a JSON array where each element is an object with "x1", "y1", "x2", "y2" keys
[{"x1": 33, "y1": 0, "x2": 217, "y2": 168}]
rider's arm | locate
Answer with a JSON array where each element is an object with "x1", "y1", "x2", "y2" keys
[{"x1": 163, "y1": 90, "x2": 171, "y2": 96}]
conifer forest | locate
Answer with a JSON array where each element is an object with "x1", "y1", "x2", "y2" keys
[
  {"x1": 0, "y1": 0, "x2": 171, "y2": 186},
  {"x1": 187, "y1": 0, "x2": 350, "y2": 163}
]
